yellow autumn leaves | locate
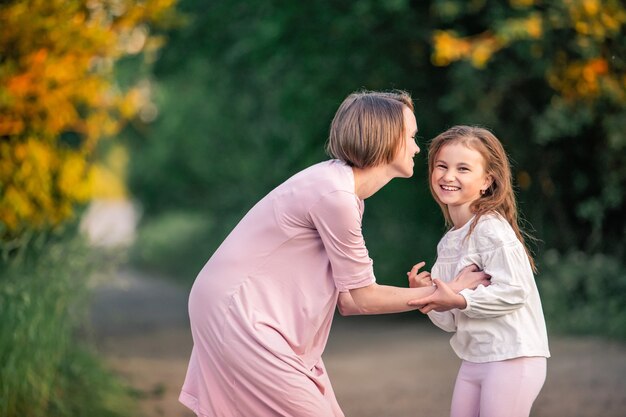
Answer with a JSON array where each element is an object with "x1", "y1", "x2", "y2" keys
[
  {"x1": 0, "y1": 140, "x2": 89, "y2": 231},
  {"x1": 0, "y1": 0, "x2": 176, "y2": 238},
  {"x1": 431, "y1": 0, "x2": 625, "y2": 102},
  {"x1": 433, "y1": 14, "x2": 542, "y2": 68}
]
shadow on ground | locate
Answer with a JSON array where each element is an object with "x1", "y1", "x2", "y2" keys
[{"x1": 89, "y1": 269, "x2": 626, "y2": 417}]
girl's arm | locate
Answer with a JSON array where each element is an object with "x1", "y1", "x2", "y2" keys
[
  {"x1": 413, "y1": 222, "x2": 532, "y2": 317},
  {"x1": 458, "y1": 244, "x2": 531, "y2": 318},
  {"x1": 408, "y1": 252, "x2": 529, "y2": 317},
  {"x1": 427, "y1": 311, "x2": 457, "y2": 332}
]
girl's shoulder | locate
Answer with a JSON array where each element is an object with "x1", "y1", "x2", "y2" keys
[{"x1": 471, "y1": 212, "x2": 519, "y2": 250}]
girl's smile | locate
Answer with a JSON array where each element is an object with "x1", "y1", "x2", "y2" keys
[{"x1": 431, "y1": 142, "x2": 492, "y2": 227}]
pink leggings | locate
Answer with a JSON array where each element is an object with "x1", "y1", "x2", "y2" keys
[{"x1": 450, "y1": 357, "x2": 546, "y2": 417}]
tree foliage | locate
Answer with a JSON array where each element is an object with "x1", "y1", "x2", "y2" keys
[
  {"x1": 0, "y1": 0, "x2": 177, "y2": 244},
  {"x1": 125, "y1": 0, "x2": 445, "y2": 279},
  {"x1": 127, "y1": 0, "x2": 625, "y2": 285},
  {"x1": 429, "y1": 0, "x2": 625, "y2": 256}
]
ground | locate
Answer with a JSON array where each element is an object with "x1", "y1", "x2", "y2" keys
[{"x1": 89, "y1": 269, "x2": 626, "y2": 417}]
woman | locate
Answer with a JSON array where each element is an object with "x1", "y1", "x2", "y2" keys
[{"x1": 179, "y1": 90, "x2": 490, "y2": 417}]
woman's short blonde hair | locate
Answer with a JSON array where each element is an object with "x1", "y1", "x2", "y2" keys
[{"x1": 326, "y1": 90, "x2": 414, "y2": 168}]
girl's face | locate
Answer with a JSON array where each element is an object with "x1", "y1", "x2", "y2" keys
[{"x1": 431, "y1": 142, "x2": 492, "y2": 219}]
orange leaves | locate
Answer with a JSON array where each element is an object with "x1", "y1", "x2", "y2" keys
[
  {"x1": 551, "y1": 1, "x2": 625, "y2": 102},
  {"x1": 0, "y1": 139, "x2": 58, "y2": 230},
  {"x1": 432, "y1": 14, "x2": 543, "y2": 69},
  {"x1": 549, "y1": 58, "x2": 624, "y2": 102},
  {"x1": 432, "y1": 30, "x2": 472, "y2": 67},
  {"x1": 0, "y1": 0, "x2": 177, "y2": 237},
  {"x1": 569, "y1": 0, "x2": 625, "y2": 39},
  {"x1": 431, "y1": 1, "x2": 625, "y2": 106},
  {"x1": 432, "y1": 30, "x2": 504, "y2": 69}
]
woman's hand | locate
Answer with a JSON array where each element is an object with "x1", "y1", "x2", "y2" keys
[
  {"x1": 406, "y1": 264, "x2": 490, "y2": 311},
  {"x1": 407, "y1": 261, "x2": 432, "y2": 288},
  {"x1": 448, "y1": 264, "x2": 491, "y2": 293},
  {"x1": 407, "y1": 279, "x2": 466, "y2": 312}
]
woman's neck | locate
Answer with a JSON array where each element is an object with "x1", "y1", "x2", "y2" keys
[{"x1": 352, "y1": 165, "x2": 394, "y2": 200}]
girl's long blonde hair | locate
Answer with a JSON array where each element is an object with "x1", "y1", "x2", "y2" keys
[{"x1": 428, "y1": 125, "x2": 536, "y2": 272}]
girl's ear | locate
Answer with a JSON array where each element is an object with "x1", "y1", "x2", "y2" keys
[{"x1": 483, "y1": 174, "x2": 494, "y2": 192}]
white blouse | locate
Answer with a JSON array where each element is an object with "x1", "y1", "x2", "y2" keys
[{"x1": 428, "y1": 213, "x2": 550, "y2": 363}]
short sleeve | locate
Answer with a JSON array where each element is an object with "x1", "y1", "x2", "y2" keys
[{"x1": 308, "y1": 191, "x2": 375, "y2": 291}]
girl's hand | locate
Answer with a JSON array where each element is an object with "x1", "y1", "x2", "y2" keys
[
  {"x1": 408, "y1": 279, "x2": 466, "y2": 312},
  {"x1": 407, "y1": 261, "x2": 432, "y2": 288}
]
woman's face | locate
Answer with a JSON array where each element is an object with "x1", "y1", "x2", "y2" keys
[{"x1": 389, "y1": 106, "x2": 420, "y2": 178}]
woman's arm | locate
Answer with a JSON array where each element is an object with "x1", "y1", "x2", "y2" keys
[
  {"x1": 344, "y1": 265, "x2": 490, "y2": 315},
  {"x1": 337, "y1": 263, "x2": 437, "y2": 315},
  {"x1": 406, "y1": 264, "x2": 490, "y2": 309},
  {"x1": 408, "y1": 278, "x2": 467, "y2": 313},
  {"x1": 406, "y1": 262, "x2": 458, "y2": 331},
  {"x1": 337, "y1": 291, "x2": 362, "y2": 316},
  {"x1": 347, "y1": 284, "x2": 436, "y2": 315}
]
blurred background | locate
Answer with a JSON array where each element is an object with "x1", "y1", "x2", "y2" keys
[{"x1": 1, "y1": 0, "x2": 625, "y2": 416}]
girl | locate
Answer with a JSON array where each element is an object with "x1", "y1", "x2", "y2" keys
[{"x1": 408, "y1": 125, "x2": 550, "y2": 417}]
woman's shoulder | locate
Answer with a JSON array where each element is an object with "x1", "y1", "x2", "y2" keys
[
  {"x1": 278, "y1": 160, "x2": 355, "y2": 197},
  {"x1": 301, "y1": 161, "x2": 363, "y2": 214}
]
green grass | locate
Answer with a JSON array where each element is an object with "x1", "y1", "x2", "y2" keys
[{"x1": 0, "y1": 231, "x2": 136, "y2": 417}]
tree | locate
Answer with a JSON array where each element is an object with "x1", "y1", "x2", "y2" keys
[
  {"x1": 0, "y1": 0, "x2": 178, "y2": 248},
  {"x1": 126, "y1": 0, "x2": 625, "y2": 288},
  {"x1": 125, "y1": 0, "x2": 446, "y2": 281},
  {"x1": 429, "y1": 0, "x2": 626, "y2": 256}
]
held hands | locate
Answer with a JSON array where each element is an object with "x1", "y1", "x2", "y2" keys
[
  {"x1": 407, "y1": 264, "x2": 491, "y2": 313},
  {"x1": 407, "y1": 261, "x2": 432, "y2": 288},
  {"x1": 408, "y1": 279, "x2": 466, "y2": 313},
  {"x1": 448, "y1": 264, "x2": 491, "y2": 293}
]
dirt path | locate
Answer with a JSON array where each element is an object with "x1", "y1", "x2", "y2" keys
[{"x1": 90, "y1": 269, "x2": 626, "y2": 417}]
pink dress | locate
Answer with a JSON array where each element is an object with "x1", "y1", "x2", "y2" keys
[{"x1": 179, "y1": 160, "x2": 376, "y2": 416}]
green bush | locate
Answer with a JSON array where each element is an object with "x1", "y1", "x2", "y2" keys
[
  {"x1": 130, "y1": 211, "x2": 214, "y2": 285},
  {"x1": 538, "y1": 250, "x2": 626, "y2": 340},
  {"x1": 0, "y1": 231, "x2": 136, "y2": 417}
]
